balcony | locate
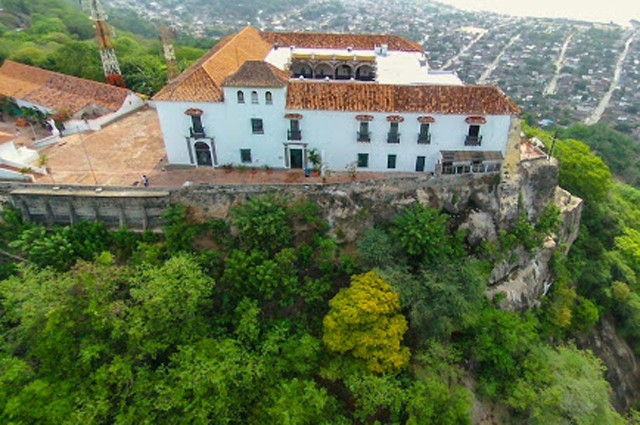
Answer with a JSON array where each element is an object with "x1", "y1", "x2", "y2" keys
[
  {"x1": 465, "y1": 135, "x2": 482, "y2": 146},
  {"x1": 287, "y1": 129, "x2": 302, "y2": 140},
  {"x1": 387, "y1": 132, "x2": 400, "y2": 144},
  {"x1": 190, "y1": 127, "x2": 206, "y2": 139},
  {"x1": 357, "y1": 131, "x2": 371, "y2": 142},
  {"x1": 417, "y1": 133, "x2": 431, "y2": 144}
]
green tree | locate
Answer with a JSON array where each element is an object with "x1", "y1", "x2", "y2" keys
[
  {"x1": 323, "y1": 270, "x2": 410, "y2": 374},
  {"x1": 508, "y1": 345, "x2": 624, "y2": 425},
  {"x1": 390, "y1": 204, "x2": 455, "y2": 266},
  {"x1": 231, "y1": 195, "x2": 293, "y2": 255}
]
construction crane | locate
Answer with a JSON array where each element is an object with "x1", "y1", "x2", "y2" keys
[
  {"x1": 159, "y1": 24, "x2": 178, "y2": 82},
  {"x1": 80, "y1": 0, "x2": 126, "y2": 88}
]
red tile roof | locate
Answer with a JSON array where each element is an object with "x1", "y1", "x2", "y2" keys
[
  {"x1": 153, "y1": 26, "x2": 274, "y2": 101},
  {"x1": 261, "y1": 31, "x2": 423, "y2": 52},
  {"x1": 0, "y1": 60, "x2": 130, "y2": 115},
  {"x1": 153, "y1": 26, "x2": 426, "y2": 102},
  {"x1": 222, "y1": 61, "x2": 290, "y2": 87},
  {"x1": 285, "y1": 81, "x2": 520, "y2": 115}
]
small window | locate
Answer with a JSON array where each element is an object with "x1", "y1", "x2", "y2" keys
[
  {"x1": 357, "y1": 153, "x2": 369, "y2": 168},
  {"x1": 418, "y1": 123, "x2": 430, "y2": 144},
  {"x1": 237, "y1": 90, "x2": 244, "y2": 104},
  {"x1": 251, "y1": 118, "x2": 264, "y2": 134},
  {"x1": 240, "y1": 149, "x2": 252, "y2": 163},
  {"x1": 387, "y1": 154, "x2": 397, "y2": 169},
  {"x1": 251, "y1": 91, "x2": 259, "y2": 104},
  {"x1": 265, "y1": 91, "x2": 273, "y2": 105}
]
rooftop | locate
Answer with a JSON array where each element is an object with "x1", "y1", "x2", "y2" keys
[
  {"x1": 222, "y1": 60, "x2": 290, "y2": 88},
  {"x1": 153, "y1": 26, "x2": 465, "y2": 102},
  {"x1": 0, "y1": 60, "x2": 131, "y2": 116},
  {"x1": 285, "y1": 82, "x2": 520, "y2": 115}
]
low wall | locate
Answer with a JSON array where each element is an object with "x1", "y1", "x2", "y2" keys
[
  {"x1": 7, "y1": 185, "x2": 170, "y2": 231},
  {"x1": 2, "y1": 158, "x2": 558, "y2": 238}
]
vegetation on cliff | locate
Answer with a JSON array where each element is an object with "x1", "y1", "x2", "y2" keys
[{"x1": 0, "y1": 178, "x2": 628, "y2": 424}]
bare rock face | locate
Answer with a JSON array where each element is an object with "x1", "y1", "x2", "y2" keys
[
  {"x1": 487, "y1": 186, "x2": 583, "y2": 311},
  {"x1": 576, "y1": 317, "x2": 640, "y2": 412}
]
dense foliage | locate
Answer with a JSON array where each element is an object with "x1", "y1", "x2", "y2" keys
[
  {"x1": 0, "y1": 0, "x2": 208, "y2": 95},
  {"x1": 0, "y1": 181, "x2": 626, "y2": 423}
]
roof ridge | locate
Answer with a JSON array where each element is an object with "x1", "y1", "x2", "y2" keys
[{"x1": 200, "y1": 25, "x2": 257, "y2": 81}]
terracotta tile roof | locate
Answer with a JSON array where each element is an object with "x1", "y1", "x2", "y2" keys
[
  {"x1": 285, "y1": 81, "x2": 520, "y2": 115},
  {"x1": 154, "y1": 26, "x2": 273, "y2": 102},
  {"x1": 0, "y1": 60, "x2": 130, "y2": 115},
  {"x1": 261, "y1": 31, "x2": 423, "y2": 52},
  {"x1": 222, "y1": 60, "x2": 290, "y2": 87}
]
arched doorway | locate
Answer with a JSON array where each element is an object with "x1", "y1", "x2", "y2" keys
[
  {"x1": 335, "y1": 64, "x2": 353, "y2": 80},
  {"x1": 291, "y1": 62, "x2": 313, "y2": 78},
  {"x1": 314, "y1": 63, "x2": 333, "y2": 79},
  {"x1": 355, "y1": 64, "x2": 375, "y2": 81},
  {"x1": 194, "y1": 141, "x2": 213, "y2": 166}
]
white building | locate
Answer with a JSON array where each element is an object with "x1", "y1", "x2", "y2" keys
[
  {"x1": 0, "y1": 60, "x2": 144, "y2": 136},
  {"x1": 153, "y1": 26, "x2": 519, "y2": 174}
]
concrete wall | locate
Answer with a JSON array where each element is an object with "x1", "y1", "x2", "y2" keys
[{"x1": 5, "y1": 185, "x2": 170, "y2": 231}]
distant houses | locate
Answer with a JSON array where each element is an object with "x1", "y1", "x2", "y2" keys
[{"x1": 0, "y1": 60, "x2": 144, "y2": 135}]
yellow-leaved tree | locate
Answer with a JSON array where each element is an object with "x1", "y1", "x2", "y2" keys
[{"x1": 323, "y1": 270, "x2": 410, "y2": 374}]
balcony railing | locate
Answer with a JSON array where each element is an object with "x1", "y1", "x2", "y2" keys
[
  {"x1": 357, "y1": 131, "x2": 371, "y2": 142},
  {"x1": 190, "y1": 127, "x2": 206, "y2": 139},
  {"x1": 387, "y1": 132, "x2": 400, "y2": 143},
  {"x1": 287, "y1": 129, "x2": 302, "y2": 140},
  {"x1": 465, "y1": 135, "x2": 483, "y2": 146},
  {"x1": 417, "y1": 133, "x2": 431, "y2": 144}
]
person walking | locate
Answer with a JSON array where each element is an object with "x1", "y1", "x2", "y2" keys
[{"x1": 141, "y1": 175, "x2": 149, "y2": 187}]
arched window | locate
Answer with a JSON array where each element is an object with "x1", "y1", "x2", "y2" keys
[
  {"x1": 251, "y1": 91, "x2": 259, "y2": 104},
  {"x1": 265, "y1": 91, "x2": 273, "y2": 105},
  {"x1": 237, "y1": 90, "x2": 244, "y2": 104}
]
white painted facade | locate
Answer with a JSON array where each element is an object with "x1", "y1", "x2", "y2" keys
[
  {"x1": 155, "y1": 90, "x2": 512, "y2": 173},
  {"x1": 154, "y1": 31, "x2": 516, "y2": 174}
]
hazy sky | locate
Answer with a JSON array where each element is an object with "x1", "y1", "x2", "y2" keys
[{"x1": 434, "y1": 0, "x2": 640, "y2": 26}]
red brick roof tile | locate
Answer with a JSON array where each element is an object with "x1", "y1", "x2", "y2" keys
[
  {"x1": 261, "y1": 31, "x2": 422, "y2": 52},
  {"x1": 0, "y1": 60, "x2": 130, "y2": 115},
  {"x1": 285, "y1": 81, "x2": 520, "y2": 115},
  {"x1": 222, "y1": 61, "x2": 290, "y2": 87},
  {"x1": 154, "y1": 26, "x2": 273, "y2": 102}
]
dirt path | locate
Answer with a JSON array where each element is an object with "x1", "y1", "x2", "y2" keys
[
  {"x1": 585, "y1": 33, "x2": 635, "y2": 125},
  {"x1": 544, "y1": 33, "x2": 573, "y2": 96},
  {"x1": 478, "y1": 33, "x2": 520, "y2": 84}
]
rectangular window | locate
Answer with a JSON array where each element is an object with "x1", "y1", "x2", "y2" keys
[
  {"x1": 251, "y1": 118, "x2": 264, "y2": 134},
  {"x1": 415, "y1": 156, "x2": 426, "y2": 172},
  {"x1": 387, "y1": 122, "x2": 400, "y2": 143},
  {"x1": 357, "y1": 153, "x2": 369, "y2": 168},
  {"x1": 358, "y1": 122, "x2": 370, "y2": 142},
  {"x1": 465, "y1": 125, "x2": 482, "y2": 146},
  {"x1": 240, "y1": 149, "x2": 252, "y2": 163},
  {"x1": 190, "y1": 115, "x2": 205, "y2": 138},
  {"x1": 288, "y1": 119, "x2": 302, "y2": 140},
  {"x1": 387, "y1": 154, "x2": 397, "y2": 169},
  {"x1": 418, "y1": 123, "x2": 430, "y2": 144}
]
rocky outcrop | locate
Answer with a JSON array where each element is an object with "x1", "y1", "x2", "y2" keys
[
  {"x1": 576, "y1": 317, "x2": 640, "y2": 412},
  {"x1": 487, "y1": 186, "x2": 583, "y2": 310}
]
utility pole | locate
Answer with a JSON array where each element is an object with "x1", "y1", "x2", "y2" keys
[
  {"x1": 82, "y1": 0, "x2": 126, "y2": 88},
  {"x1": 159, "y1": 24, "x2": 178, "y2": 82}
]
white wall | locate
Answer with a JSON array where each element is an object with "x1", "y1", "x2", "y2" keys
[
  {"x1": 63, "y1": 92, "x2": 145, "y2": 135},
  {"x1": 156, "y1": 88, "x2": 513, "y2": 173}
]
